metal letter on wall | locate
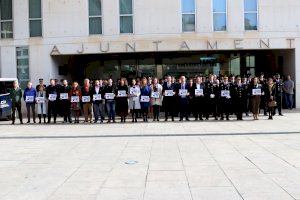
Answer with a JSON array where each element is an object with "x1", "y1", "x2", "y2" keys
[
  {"x1": 286, "y1": 38, "x2": 295, "y2": 48},
  {"x1": 260, "y1": 39, "x2": 270, "y2": 49},
  {"x1": 100, "y1": 42, "x2": 110, "y2": 53},
  {"x1": 77, "y1": 44, "x2": 84, "y2": 54},
  {"x1": 126, "y1": 43, "x2": 136, "y2": 52},
  {"x1": 153, "y1": 41, "x2": 162, "y2": 51},
  {"x1": 207, "y1": 41, "x2": 218, "y2": 50},
  {"x1": 234, "y1": 40, "x2": 244, "y2": 49},
  {"x1": 179, "y1": 41, "x2": 190, "y2": 50},
  {"x1": 50, "y1": 45, "x2": 61, "y2": 55}
]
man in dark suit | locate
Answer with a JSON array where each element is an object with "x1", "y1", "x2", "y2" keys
[
  {"x1": 46, "y1": 79, "x2": 60, "y2": 123},
  {"x1": 177, "y1": 76, "x2": 190, "y2": 121},
  {"x1": 162, "y1": 76, "x2": 176, "y2": 121},
  {"x1": 191, "y1": 76, "x2": 205, "y2": 120}
]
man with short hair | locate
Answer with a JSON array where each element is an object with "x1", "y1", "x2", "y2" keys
[
  {"x1": 9, "y1": 81, "x2": 23, "y2": 124},
  {"x1": 46, "y1": 79, "x2": 60, "y2": 123},
  {"x1": 283, "y1": 75, "x2": 295, "y2": 110},
  {"x1": 23, "y1": 82, "x2": 37, "y2": 123}
]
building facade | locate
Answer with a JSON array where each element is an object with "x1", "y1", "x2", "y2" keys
[{"x1": 0, "y1": 0, "x2": 299, "y2": 107}]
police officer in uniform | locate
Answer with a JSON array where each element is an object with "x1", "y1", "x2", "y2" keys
[
  {"x1": 232, "y1": 76, "x2": 245, "y2": 120},
  {"x1": 274, "y1": 73, "x2": 283, "y2": 116},
  {"x1": 177, "y1": 76, "x2": 190, "y2": 121},
  {"x1": 218, "y1": 76, "x2": 232, "y2": 120},
  {"x1": 205, "y1": 75, "x2": 219, "y2": 120}
]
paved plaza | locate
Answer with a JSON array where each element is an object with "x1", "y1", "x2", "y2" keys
[{"x1": 0, "y1": 111, "x2": 300, "y2": 200}]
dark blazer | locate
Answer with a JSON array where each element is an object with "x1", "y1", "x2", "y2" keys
[
  {"x1": 91, "y1": 86, "x2": 104, "y2": 104},
  {"x1": 191, "y1": 83, "x2": 205, "y2": 98}
]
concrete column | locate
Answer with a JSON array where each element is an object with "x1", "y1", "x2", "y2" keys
[{"x1": 295, "y1": 39, "x2": 300, "y2": 108}]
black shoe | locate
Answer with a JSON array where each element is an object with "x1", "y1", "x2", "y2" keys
[
  {"x1": 186, "y1": 118, "x2": 190, "y2": 121},
  {"x1": 12, "y1": 121, "x2": 15, "y2": 125},
  {"x1": 26, "y1": 121, "x2": 30, "y2": 124},
  {"x1": 200, "y1": 118, "x2": 203, "y2": 121},
  {"x1": 279, "y1": 113, "x2": 283, "y2": 116},
  {"x1": 39, "y1": 121, "x2": 41, "y2": 124},
  {"x1": 20, "y1": 121, "x2": 24, "y2": 124},
  {"x1": 165, "y1": 118, "x2": 168, "y2": 121},
  {"x1": 268, "y1": 116, "x2": 273, "y2": 120},
  {"x1": 179, "y1": 118, "x2": 183, "y2": 121}
]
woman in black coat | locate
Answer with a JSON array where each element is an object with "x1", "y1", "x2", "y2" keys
[
  {"x1": 115, "y1": 78, "x2": 129, "y2": 123},
  {"x1": 264, "y1": 78, "x2": 277, "y2": 120}
]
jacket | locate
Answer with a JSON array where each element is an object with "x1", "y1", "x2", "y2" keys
[{"x1": 23, "y1": 87, "x2": 37, "y2": 103}]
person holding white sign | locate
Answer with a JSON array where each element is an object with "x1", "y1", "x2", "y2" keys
[
  {"x1": 116, "y1": 78, "x2": 129, "y2": 123},
  {"x1": 60, "y1": 79, "x2": 72, "y2": 123},
  {"x1": 177, "y1": 76, "x2": 190, "y2": 121},
  {"x1": 140, "y1": 78, "x2": 152, "y2": 122},
  {"x1": 162, "y1": 76, "x2": 176, "y2": 121},
  {"x1": 191, "y1": 76, "x2": 205, "y2": 120},
  {"x1": 128, "y1": 79, "x2": 141, "y2": 123},
  {"x1": 250, "y1": 77, "x2": 262, "y2": 120},
  {"x1": 104, "y1": 78, "x2": 117, "y2": 123},
  {"x1": 46, "y1": 79, "x2": 59, "y2": 123},
  {"x1": 70, "y1": 82, "x2": 82, "y2": 123},
  {"x1": 36, "y1": 85, "x2": 47, "y2": 123},
  {"x1": 150, "y1": 78, "x2": 162, "y2": 121},
  {"x1": 219, "y1": 76, "x2": 232, "y2": 121},
  {"x1": 81, "y1": 79, "x2": 93, "y2": 123},
  {"x1": 23, "y1": 82, "x2": 37, "y2": 123},
  {"x1": 92, "y1": 80, "x2": 104, "y2": 123}
]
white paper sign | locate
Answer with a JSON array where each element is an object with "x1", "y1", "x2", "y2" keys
[
  {"x1": 179, "y1": 89, "x2": 188, "y2": 96},
  {"x1": 195, "y1": 89, "x2": 204, "y2": 96},
  {"x1": 93, "y1": 94, "x2": 102, "y2": 101},
  {"x1": 221, "y1": 90, "x2": 230, "y2": 97},
  {"x1": 130, "y1": 88, "x2": 139, "y2": 96},
  {"x1": 105, "y1": 93, "x2": 115, "y2": 100},
  {"x1": 252, "y1": 89, "x2": 262, "y2": 96},
  {"x1": 36, "y1": 97, "x2": 45, "y2": 104},
  {"x1": 210, "y1": 94, "x2": 215, "y2": 98},
  {"x1": 71, "y1": 96, "x2": 80, "y2": 103},
  {"x1": 140, "y1": 96, "x2": 150, "y2": 102},
  {"x1": 60, "y1": 93, "x2": 68, "y2": 100},
  {"x1": 151, "y1": 92, "x2": 160, "y2": 98},
  {"x1": 118, "y1": 90, "x2": 127, "y2": 97},
  {"x1": 48, "y1": 94, "x2": 57, "y2": 101},
  {"x1": 82, "y1": 96, "x2": 91, "y2": 103},
  {"x1": 164, "y1": 90, "x2": 174, "y2": 97},
  {"x1": 25, "y1": 96, "x2": 34, "y2": 103}
]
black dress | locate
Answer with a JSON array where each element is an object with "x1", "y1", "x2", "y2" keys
[{"x1": 116, "y1": 85, "x2": 129, "y2": 117}]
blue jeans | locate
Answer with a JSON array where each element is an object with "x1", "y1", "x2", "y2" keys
[
  {"x1": 284, "y1": 93, "x2": 294, "y2": 109},
  {"x1": 93, "y1": 103, "x2": 103, "y2": 122},
  {"x1": 106, "y1": 101, "x2": 116, "y2": 120}
]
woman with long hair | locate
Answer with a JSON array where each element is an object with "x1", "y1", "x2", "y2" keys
[
  {"x1": 69, "y1": 82, "x2": 82, "y2": 123},
  {"x1": 140, "y1": 78, "x2": 152, "y2": 122}
]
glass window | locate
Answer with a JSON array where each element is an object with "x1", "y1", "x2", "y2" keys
[
  {"x1": 244, "y1": 0, "x2": 257, "y2": 12},
  {"x1": 213, "y1": 0, "x2": 226, "y2": 31},
  {"x1": 29, "y1": 0, "x2": 42, "y2": 37},
  {"x1": 181, "y1": 0, "x2": 195, "y2": 32},
  {"x1": 89, "y1": 0, "x2": 102, "y2": 34},
  {"x1": 89, "y1": 0, "x2": 101, "y2": 16},
  {"x1": 213, "y1": 0, "x2": 226, "y2": 12},
  {"x1": 244, "y1": 0, "x2": 257, "y2": 30},
  {"x1": 119, "y1": 0, "x2": 133, "y2": 33},
  {"x1": 181, "y1": 0, "x2": 195, "y2": 13},
  {"x1": 0, "y1": 0, "x2": 13, "y2": 38},
  {"x1": 16, "y1": 47, "x2": 30, "y2": 89},
  {"x1": 182, "y1": 14, "x2": 195, "y2": 32},
  {"x1": 120, "y1": 0, "x2": 132, "y2": 14}
]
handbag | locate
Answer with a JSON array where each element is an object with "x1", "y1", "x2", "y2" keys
[{"x1": 268, "y1": 100, "x2": 277, "y2": 107}]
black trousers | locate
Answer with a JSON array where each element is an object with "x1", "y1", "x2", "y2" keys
[
  {"x1": 219, "y1": 98, "x2": 230, "y2": 119},
  {"x1": 61, "y1": 100, "x2": 71, "y2": 122},
  {"x1": 179, "y1": 97, "x2": 189, "y2": 119},
  {"x1": 26, "y1": 103, "x2": 36, "y2": 122},
  {"x1": 48, "y1": 101, "x2": 57, "y2": 122},
  {"x1": 193, "y1": 97, "x2": 204, "y2": 119},
  {"x1": 206, "y1": 97, "x2": 218, "y2": 119},
  {"x1": 274, "y1": 95, "x2": 282, "y2": 115},
  {"x1": 12, "y1": 103, "x2": 22, "y2": 123},
  {"x1": 153, "y1": 105, "x2": 160, "y2": 119}
]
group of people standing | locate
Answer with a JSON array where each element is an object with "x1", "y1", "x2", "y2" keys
[{"x1": 9, "y1": 73, "x2": 294, "y2": 124}]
